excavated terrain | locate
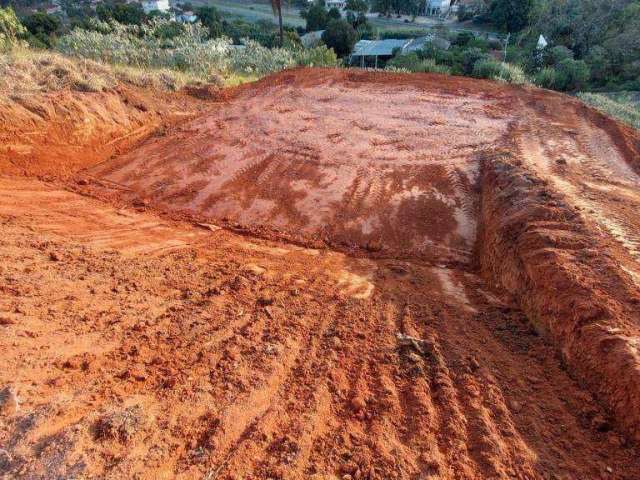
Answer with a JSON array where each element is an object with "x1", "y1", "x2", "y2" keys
[{"x1": 2, "y1": 68, "x2": 640, "y2": 480}]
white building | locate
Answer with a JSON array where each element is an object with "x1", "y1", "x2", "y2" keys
[
  {"x1": 177, "y1": 11, "x2": 197, "y2": 22},
  {"x1": 326, "y1": 0, "x2": 346, "y2": 11},
  {"x1": 425, "y1": 0, "x2": 451, "y2": 16},
  {"x1": 141, "y1": 0, "x2": 170, "y2": 14}
]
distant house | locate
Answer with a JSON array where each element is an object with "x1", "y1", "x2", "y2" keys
[
  {"x1": 326, "y1": 0, "x2": 346, "y2": 11},
  {"x1": 425, "y1": 0, "x2": 451, "y2": 16},
  {"x1": 177, "y1": 10, "x2": 197, "y2": 22},
  {"x1": 141, "y1": 0, "x2": 170, "y2": 14}
]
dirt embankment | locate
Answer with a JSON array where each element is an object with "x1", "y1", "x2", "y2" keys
[
  {"x1": 86, "y1": 69, "x2": 515, "y2": 262},
  {"x1": 0, "y1": 86, "x2": 201, "y2": 178},
  {"x1": 66, "y1": 69, "x2": 640, "y2": 446},
  {"x1": 478, "y1": 148, "x2": 640, "y2": 444}
]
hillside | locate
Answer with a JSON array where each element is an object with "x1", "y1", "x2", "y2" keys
[{"x1": 1, "y1": 67, "x2": 640, "y2": 480}]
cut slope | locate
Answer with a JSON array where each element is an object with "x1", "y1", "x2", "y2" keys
[{"x1": 0, "y1": 82, "x2": 202, "y2": 178}]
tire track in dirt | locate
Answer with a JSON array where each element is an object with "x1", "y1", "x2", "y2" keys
[
  {"x1": 5, "y1": 69, "x2": 640, "y2": 479},
  {"x1": 88, "y1": 70, "x2": 508, "y2": 260},
  {"x1": 3, "y1": 177, "x2": 640, "y2": 478}
]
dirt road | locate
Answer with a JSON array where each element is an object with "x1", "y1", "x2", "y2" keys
[{"x1": 2, "y1": 68, "x2": 640, "y2": 479}]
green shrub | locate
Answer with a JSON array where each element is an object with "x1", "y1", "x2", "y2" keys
[
  {"x1": 386, "y1": 53, "x2": 451, "y2": 74},
  {"x1": 0, "y1": 6, "x2": 27, "y2": 50},
  {"x1": 555, "y1": 58, "x2": 590, "y2": 91},
  {"x1": 453, "y1": 31, "x2": 474, "y2": 47},
  {"x1": 472, "y1": 58, "x2": 527, "y2": 84},
  {"x1": 419, "y1": 43, "x2": 454, "y2": 65},
  {"x1": 471, "y1": 58, "x2": 501, "y2": 78},
  {"x1": 461, "y1": 47, "x2": 487, "y2": 74},
  {"x1": 545, "y1": 45, "x2": 573, "y2": 66},
  {"x1": 55, "y1": 18, "x2": 337, "y2": 80},
  {"x1": 535, "y1": 67, "x2": 558, "y2": 89},
  {"x1": 497, "y1": 62, "x2": 527, "y2": 84},
  {"x1": 296, "y1": 44, "x2": 339, "y2": 67}
]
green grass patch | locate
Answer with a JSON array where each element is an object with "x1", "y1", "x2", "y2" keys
[{"x1": 577, "y1": 92, "x2": 640, "y2": 130}]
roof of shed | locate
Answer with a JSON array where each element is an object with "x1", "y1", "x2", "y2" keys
[{"x1": 351, "y1": 39, "x2": 409, "y2": 57}]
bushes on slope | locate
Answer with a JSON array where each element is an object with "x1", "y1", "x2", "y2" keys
[{"x1": 56, "y1": 19, "x2": 338, "y2": 79}]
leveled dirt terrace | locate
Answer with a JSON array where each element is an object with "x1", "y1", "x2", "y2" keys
[
  {"x1": 87, "y1": 70, "x2": 514, "y2": 262},
  {"x1": 1, "y1": 68, "x2": 640, "y2": 480}
]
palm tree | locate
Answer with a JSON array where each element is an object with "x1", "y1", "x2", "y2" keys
[{"x1": 270, "y1": 0, "x2": 284, "y2": 47}]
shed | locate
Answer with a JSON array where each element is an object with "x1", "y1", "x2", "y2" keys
[{"x1": 350, "y1": 39, "x2": 409, "y2": 67}]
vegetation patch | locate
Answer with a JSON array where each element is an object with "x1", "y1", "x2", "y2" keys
[{"x1": 577, "y1": 92, "x2": 640, "y2": 130}]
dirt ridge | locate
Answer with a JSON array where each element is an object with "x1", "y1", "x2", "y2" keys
[{"x1": 478, "y1": 148, "x2": 640, "y2": 444}]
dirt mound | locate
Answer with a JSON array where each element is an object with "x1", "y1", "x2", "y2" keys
[
  {"x1": 77, "y1": 66, "x2": 640, "y2": 447},
  {"x1": 88, "y1": 69, "x2": 516, "y2": 261}
]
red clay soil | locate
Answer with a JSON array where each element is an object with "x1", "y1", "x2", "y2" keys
[
  {"x1": 87, "y1": 69, "x2": 514, "y2": 262},
  {"x1": 2, "y1": 68, "x2": 640, "y2": 480},
  {"x1": 0, "y1": 86, "x2": 202, "y2": 178}
]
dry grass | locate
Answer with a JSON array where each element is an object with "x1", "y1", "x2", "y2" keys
[
  {"x1": 0, "y1": 48, "x2": 214, "y2": 96},
  {"x1": 578, "y1": 92, "x2": 640, "y2": 131},
  {"x1": 0, "y1": 49, "x2": 116, "y2": 94}
]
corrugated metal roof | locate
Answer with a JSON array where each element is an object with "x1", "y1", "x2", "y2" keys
[
  {"x1": 351, "y1": 39, "x2": 409, "y2": 57},
  {"x1": 402, "y1": 35, "x2": 433, "y2": 53}
]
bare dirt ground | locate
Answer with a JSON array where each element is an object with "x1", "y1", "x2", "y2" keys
[{"x1": 2, "y1": 68, "x2": 640, "y2": 480}]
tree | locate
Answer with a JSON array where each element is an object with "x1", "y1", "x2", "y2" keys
[
  {"x1": 153, "y1": 20, "x2": 185, "y2": 40},
  {"x1": 22, "y1": 12, "x2": 60, "y2": 47},
  {"x1": 96, "y1": 1, "x2": 146, "y2": 25},
  {"x1": 372, "y1": 0, "x2": 393, "y2": 16},
  {"x1": 346, "y1": 0, "x2": 368, "y2": 14},
  {"x1": 301, "y1": 2, "x2": 329, "y2": 31},
  {"x1": 490, "y1": 0, "x2": 534, "y2": 32},
  {"x1": 196, "y1": 6, "x2": 223, "y2": 38},
  {"x1": 328, "y1": 6, "x2": 342, "y2": 19},
  {"x1": 270, "y1": 0, "x2": 284, "y2": 47},
  {"x1": 1, "y1": 6, "x2": 26, "y2": 48},
  {"x1": 461, "y1": 47, "x2": 488, "y2": 74},
  {"x1": 321, "y1": 18, "x2": 356, "y2": 57}
]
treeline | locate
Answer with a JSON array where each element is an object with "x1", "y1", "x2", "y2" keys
[
  {"x1": 300, "y1": 0, "x2": 374, "y2": 57},
  {"x1": 0, "y1": 0, "x2": 305, "y2": 51},
  {"x1": 462, "y1": 0, "x2": 640, "y2": 91}
]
